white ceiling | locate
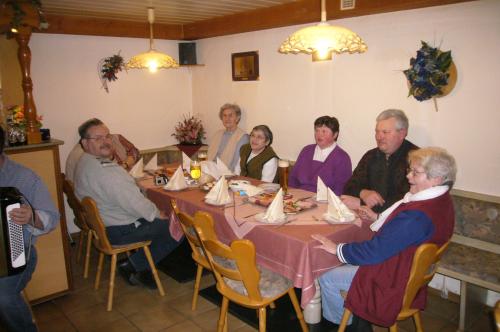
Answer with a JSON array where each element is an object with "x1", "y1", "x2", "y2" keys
[{"x1": 41, "y1": 0, "x2": 299, "y2": 25}]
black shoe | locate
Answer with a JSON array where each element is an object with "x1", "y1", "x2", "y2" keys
[
  {"x1": 118, "y1": 260, "x2": 139, "y2": 286},
  {"x1": 131, "y1": 270, "x2": 158, "y2": 290}
]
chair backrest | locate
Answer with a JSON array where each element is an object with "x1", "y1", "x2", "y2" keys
[
  {"x1": 400, "y1": 241, "x2": 450, "y2": 312},
  {"x1": 193, "y1": 212, "x2": 263, "y2": 304},
  {"x1": 172, "y1": 199, "x2": 214, "y2": 267},
  {"x1": 62, "y1": 173, "x2": 88, "y2": 231},
  {"x1": 80, "y1": 197, "x2": 113, "y2": 252}
]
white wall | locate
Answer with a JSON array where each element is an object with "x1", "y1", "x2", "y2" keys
[
  {"x1": 31, "y1": 33, "x2": 193, "y2": 161},
  {"x1": 192, "y1": 0, "x2": 500, "y2": 197}
]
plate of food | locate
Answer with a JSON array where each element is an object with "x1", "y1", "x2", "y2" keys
[
  {"x1": 247, "y1": 192, "x2": 293, "y2": 207},
  {"x1": 284, "y1": 200, "x2": 317, "y2": 214}
]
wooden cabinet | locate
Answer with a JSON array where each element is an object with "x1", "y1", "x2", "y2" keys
[{"x1": 5, "y1": 139, "x2": 71, "y2": 303}]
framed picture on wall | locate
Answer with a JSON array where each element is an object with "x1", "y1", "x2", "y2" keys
[{"x1": 232, "y1": 51, "x2": 259, "y2": 81}]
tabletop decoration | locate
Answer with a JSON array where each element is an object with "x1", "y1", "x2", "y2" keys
[
  {"x1": 172, "y1": 114, "x2": 206, "y2": 145},
  {"x1": 404, "y1": 41, "x2": 456, "y2": 111},
  {"x1": 4, "y1": 105, "x2": 42, "y2": 146},
  {"x1": 98, "y1": 52, "x2": 125, "y2": 93}
]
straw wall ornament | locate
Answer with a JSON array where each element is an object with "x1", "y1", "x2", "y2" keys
[
  {"x1": 404, "y1": 41, "x2": 457, "y2": 111},
  {"x1": 98, "y1": 53, "x2": 125, "y2": 93}
]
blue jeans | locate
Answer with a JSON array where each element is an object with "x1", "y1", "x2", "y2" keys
[
  {"x1": 0, "y1": 247, "x2": 37, "y2": 332},
  {"x1": 106, "y1": 218, "x2": 180, "y2": 272},
  {"x1": 319, "y1": 264, "x2": 359, "y2": 325}
]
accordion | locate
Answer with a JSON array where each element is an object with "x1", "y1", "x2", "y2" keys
[{"x1": 0, "y1": 187, "x2": 26, "y2": 277}]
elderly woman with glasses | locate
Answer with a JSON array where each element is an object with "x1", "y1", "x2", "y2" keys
[
  {"x1": 289, "y1": 116, "x2": 352, "y2": 195},
  {"x1": 234, "y1": 125, "x2": 278, "y2": 183},
  {"x1": 206, "y1": 103, "x2": 249, "y2": 171},
  {"x1": 313, "y1": 147, "x2": 457, "y2": 329}
]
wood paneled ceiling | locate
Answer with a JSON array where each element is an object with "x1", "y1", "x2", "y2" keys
[{"x1": 39, "y1": 0, "x2": 475, "y2": 40}]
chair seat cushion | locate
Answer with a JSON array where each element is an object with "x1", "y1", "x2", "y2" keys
[{"x1": 222, "y1": 260, "x2": 292, "y2": 299}]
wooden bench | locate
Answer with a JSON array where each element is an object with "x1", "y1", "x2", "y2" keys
[{"x1": 437, "y1": 189, "x2": 500, "y2": 332}]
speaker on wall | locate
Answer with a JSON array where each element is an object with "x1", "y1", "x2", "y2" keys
[{"x1": 179, "y1": 43, "x2": 197, "y2": 65}]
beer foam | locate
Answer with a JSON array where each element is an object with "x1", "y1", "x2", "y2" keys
[{"x1": 278, "y1": 159, "x2": 290, "y2": 167}]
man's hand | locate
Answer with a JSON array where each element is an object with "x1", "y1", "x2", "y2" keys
[
  {"x1": 9, "y1": 204, "x2": 33, "y2": 225},
  {"x1": 359, "y1": 189, "x2": 385, "y2": 208},
  {"x1": 357, "y1": 206, "x2": 378, "y2": 222},
  {"x1": 311, "y1": 234, "x2": 338, "y2": 255},
  {"x1": 340, "y1": 195, "x2": 361, "y2": 210}
]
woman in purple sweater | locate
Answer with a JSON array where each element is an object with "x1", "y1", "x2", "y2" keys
[{"x1": 289, "y1": 116, "x2": 352, "y2": 195}]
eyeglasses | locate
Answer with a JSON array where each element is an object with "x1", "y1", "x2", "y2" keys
[
  {"x1": 407, "y1": 167, "x2": 426, "y2": 176},
  {"x1": 85, "y1": 134, "x2": 112, "y2": 141}
]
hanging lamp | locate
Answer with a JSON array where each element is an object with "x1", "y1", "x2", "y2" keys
[
  {"x1": 279, "y1": 0, "x2": 367, "y2": 61},
  {"x1": 126, "y1": 7, "x2": 178, "y2": 72}
]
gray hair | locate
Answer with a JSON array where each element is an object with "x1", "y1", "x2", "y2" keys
[
  {"x1": 78, "y1": 118, "x2": 104, "y2": 140},
  {"x1": 376, "y1": 109, "x2": 409, "y2": 131},
  {"x1": 408, "y1": 147, "x2": 457, "y2": 187},
  {"x1": 251, "y1": 125, "x2": 273, "y2": 146},
  {"x1": 219, "y1": 103, "x2": 242, "y2": 123}
]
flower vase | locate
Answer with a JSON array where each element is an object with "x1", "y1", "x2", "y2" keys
[{"x1": 177, "y1": 142, "x2": 204, "y2": 158}]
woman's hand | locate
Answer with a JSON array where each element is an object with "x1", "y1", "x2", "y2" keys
[
  {"x1": 311, "y1": 234, "x2": 338, "y2": 255},
  {"x1": 357, "y1": 206, "x2": 378, "y2": 222}
]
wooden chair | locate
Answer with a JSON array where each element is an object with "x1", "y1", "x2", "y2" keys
[
  {"x1": 80, "y1": 196, "x2": 165, "y2": 311},
  {"x1": 339, "y1": 241, "x2": 450, "y2": 332},
  {"x1": 192, "y1": 211, "x2": 308, "y2": 332},
  {"x1": 62, "y1": 174, "x2": 92, "y2": 278},
  {"x1": 171, "y1": 199, "x2": 217, "y2": 310}
]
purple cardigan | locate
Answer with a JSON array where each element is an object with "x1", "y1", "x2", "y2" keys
[{"x1": 289, "y1": 144, "x2": 352, "y2": 195}]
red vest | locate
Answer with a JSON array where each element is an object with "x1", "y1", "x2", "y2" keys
[{"x1": 344, "y1": 192, "x2": 454, "y2": 327}]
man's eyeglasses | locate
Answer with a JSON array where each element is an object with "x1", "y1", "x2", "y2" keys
[
  {"x1": 407, "y1": 167, "x2": 426, "y2": 176},
  {"x1": 85, "y1": 134, "x2": 112, "y2": 141}
]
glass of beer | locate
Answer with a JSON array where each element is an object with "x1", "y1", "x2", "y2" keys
[
  {"x1": 197, "y1": 151, "x2": 207, "y2": 162},
  {"x1": 278, "y1": 159, "x2": 290, "y2": 194},
  {"x1": 190, "y1": 160, "x2": 202, "y2": 184}
]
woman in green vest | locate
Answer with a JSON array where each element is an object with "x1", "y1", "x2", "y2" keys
[{"x1": 235, "y1": 125, "x2": 278, "y2": 183}]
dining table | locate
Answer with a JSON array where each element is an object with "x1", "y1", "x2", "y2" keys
[{"x1": 137, "y1": 175, "x2": 373, "y2": 324}]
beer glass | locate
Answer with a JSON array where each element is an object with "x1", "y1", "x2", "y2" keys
[
  {"x1": 197, "y1": 151, "x2": 207, "y2": 162},
  {"x1": 278, "y1": 159, "x2": 290, "y2": 194},
  {"x1": 190, "y1": 160, "x2": 202, "y2": 184}
]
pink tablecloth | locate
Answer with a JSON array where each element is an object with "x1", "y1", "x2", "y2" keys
[{"x1": 139, "y1": 177, "x2": 373, "y2": 308}]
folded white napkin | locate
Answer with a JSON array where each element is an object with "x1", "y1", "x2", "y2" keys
[
  {"x1": 316, "y1": 176, "x2": 328, "y2": 201},
  {"x1": 129, "y1": 158, "x2": 144, "y2": 178},
  {"x1": 205, "y1": 176, "x2": 232, "y2": 205},
  {"x1": 163, "y1": 166, "x2": 188, "y2": 191},
  {"x1": 240, "y1": 183, "x2": 264, "y2": 197},
  {"x1": 182, "y1": 152, "x2": 192, "y2": 171},
  {"x1": 144, "y1": 154, "x2": 158, "y2": 171},
  {"x1": 325, "y1": 188, "x2": 355, "y2": 222},
  {"x1": 262, "y1": 188, "x2": 286, "y2": 223},
  {"x1": 216, "y1": 157, "x2": 234, "y2": 177}
]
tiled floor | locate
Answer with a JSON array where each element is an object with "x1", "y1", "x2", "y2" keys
[{"x1": 25, "y1": 243, "x2": 495, "y2": 332}]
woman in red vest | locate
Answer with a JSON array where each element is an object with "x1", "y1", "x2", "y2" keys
[{"x1": 313, "y1": 147, "x2": 457, "y2": 330}]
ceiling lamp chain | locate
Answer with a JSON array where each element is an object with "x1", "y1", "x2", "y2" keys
[
  {"x1": 126, "y1": 7, "x2": 178, "y2": 72},
  {"x1": 279, "y1": 0, "x2": 367, "y2": 61}
]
